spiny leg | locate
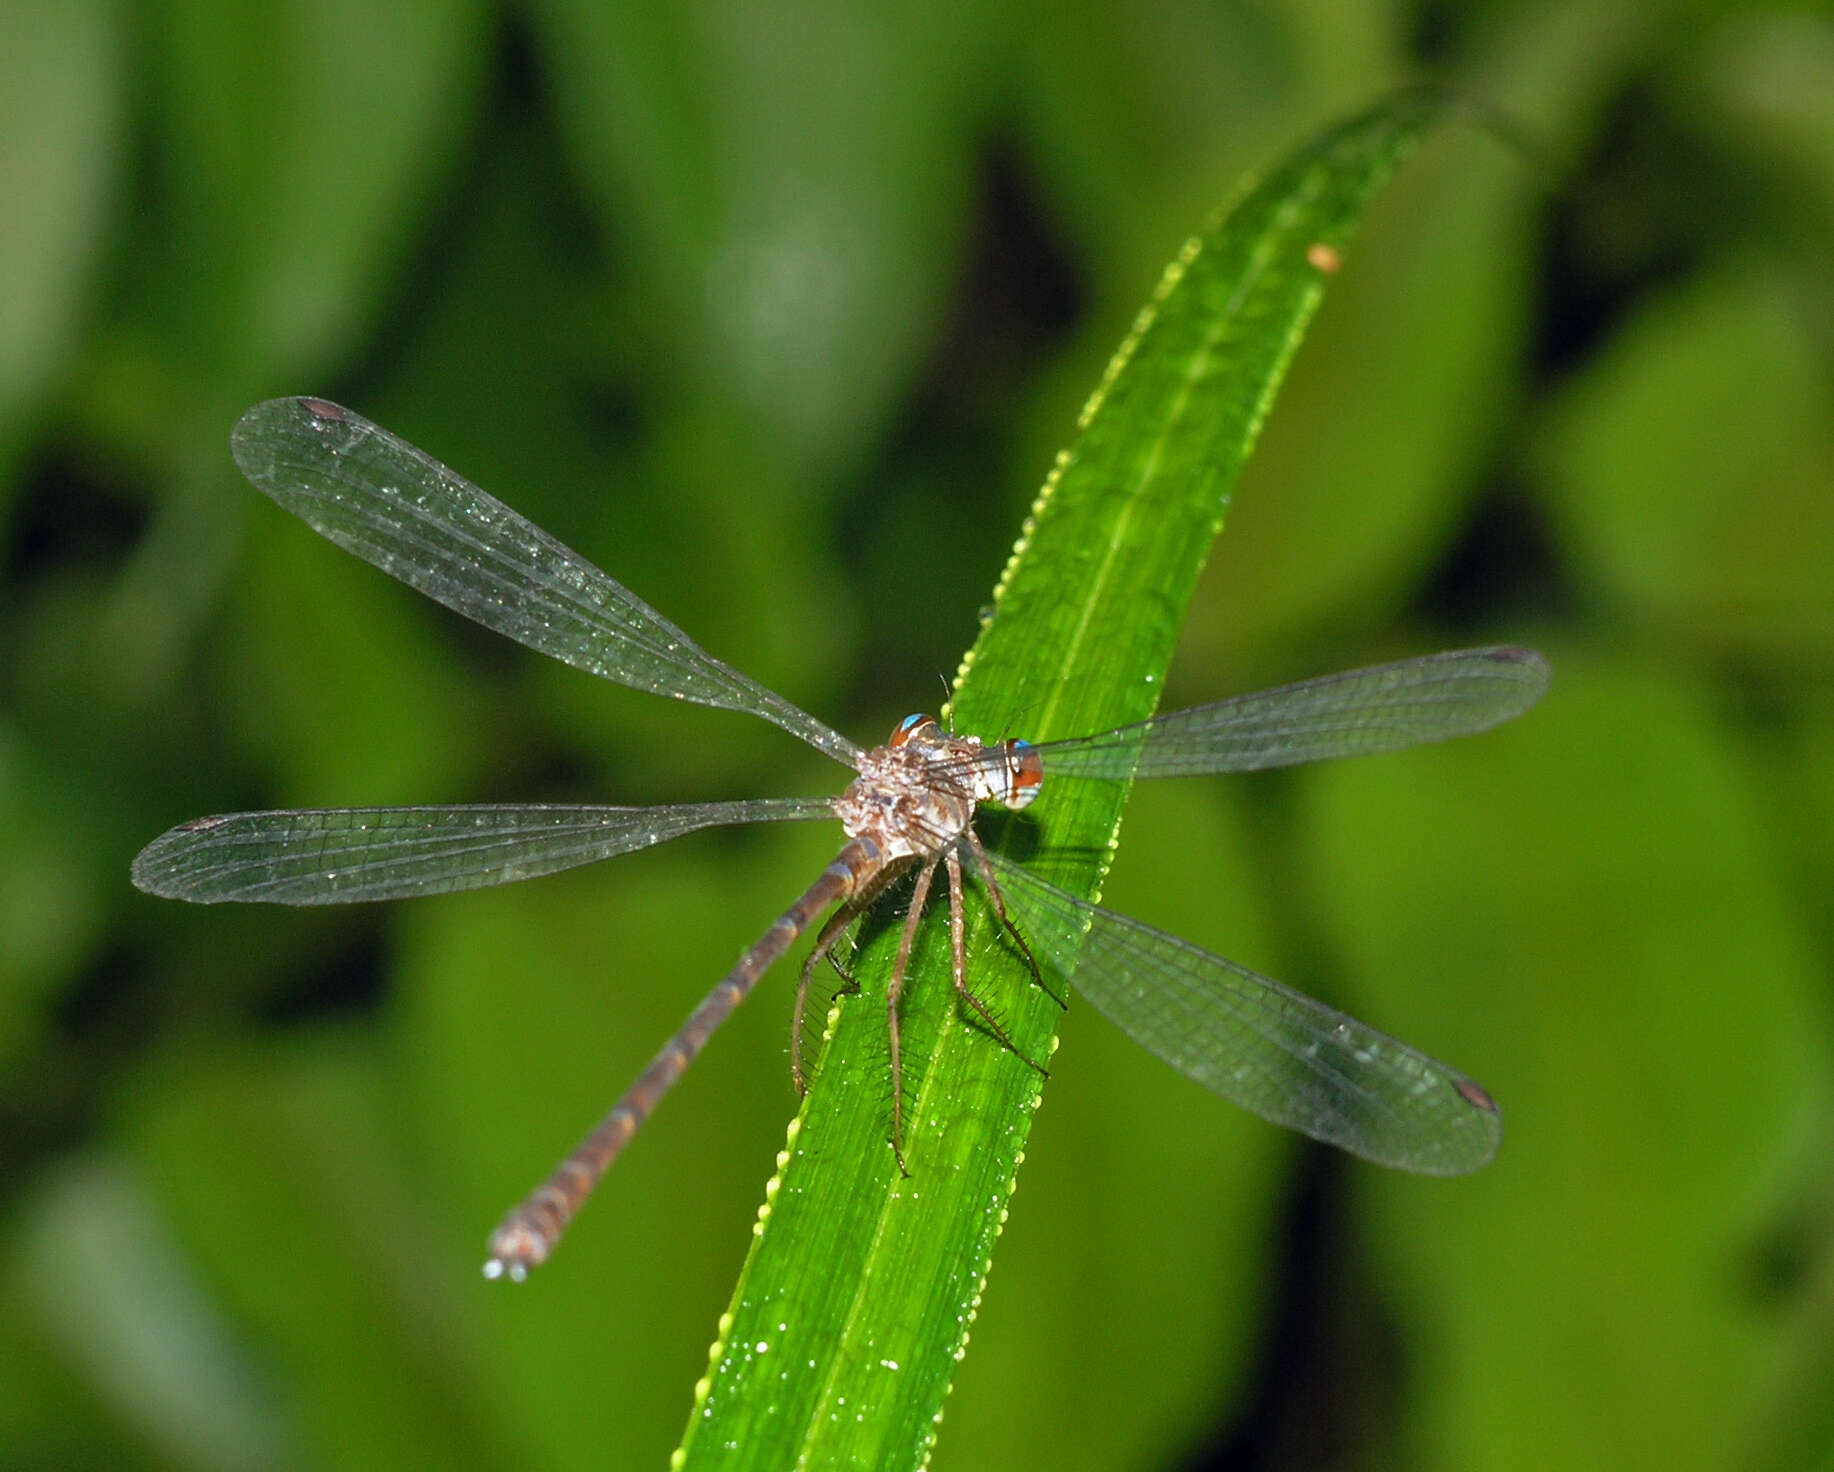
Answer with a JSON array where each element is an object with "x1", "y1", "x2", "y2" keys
[
  {"x1": 965, "y1": 830, "x2": 1065, "y2": 1008},
  {"x1": 885, "y1": 858, "x2": 939, "y2": 1175},
  {"x1": 823, "y1": 945, "x2": 856, "y2": 988},
  {"x1": 945, "y1": 846, "x2": 1049, "y2": 1078},
  {"x1": 792, "y1": 900, "x2": 865, "y2": 1094},
  {"x1": 790, "y1": 859, "x2": 906, "y2": 1094}
]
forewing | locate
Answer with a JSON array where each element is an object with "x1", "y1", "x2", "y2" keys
[
  {"x1": 1037, "y1": 646, "x2": 1549, "y2": 781},
  {"x1": 133, "y1": 798, "x2": 835, "y2": 905},
  {"x1": 231, "y1": 398, "x2": 861, "y2": 766}
]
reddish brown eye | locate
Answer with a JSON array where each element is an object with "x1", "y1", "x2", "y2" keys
[{"x1": 1003, "y1": 741, "x2": 1043, "y2": 808}]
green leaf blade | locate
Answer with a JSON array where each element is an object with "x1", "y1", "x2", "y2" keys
[{"x1": 676, "y1": 91, "x2": 1447, "y2": 1471}]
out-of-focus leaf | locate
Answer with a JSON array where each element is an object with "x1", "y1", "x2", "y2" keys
[
  {"x1": 0, "y1": 724, "x2": 104, "y2": 1060},
  {"x1": 0, "y1": 0, "x2": 125, "y2": 457},
  {"x1": 130, "y1": 1038, "x2": 523, "y2": 1470},
  {"x1": 1302, "y1": 646, "x2": 1834, "y2": 1471},
  {"x1": 528, "y1": 0, "x2": 990, "y2": 478},
  {"x1": 220, "y1": 507, "x2": 486, "y2": 807},
  {"x1": 1534, "y1": 262, "x2": 1834, "y2": 657},
  {"x1": 13, "y1": 1158, "x2": 285, "y2": 1472},
  {"x1": 1680, "y1": 11, "x2": 1834, "y2": 248},
  {"x1": 141, "y1": 0, "x2": 491, "y2": 384}
]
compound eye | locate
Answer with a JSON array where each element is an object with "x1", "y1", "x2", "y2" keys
[
  {"x1": 889, "y1": 714, "x2": 930, "y2": 747},
  {"x1": 1002, "y1": 740, "x2": 1043, "y2": 809}
]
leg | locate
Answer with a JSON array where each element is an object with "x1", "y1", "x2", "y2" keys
[
  {"x1": 885, "y1": 858, "x2": 938, "y2": 1175},
  {"x1": 946, "y1": 847, "x2": 1049, "y2": 1079},
  {"x1": 965, "y1": 831, "x2": 1065, "y2": 1008},
  {"x1": 792, "y1": 900, "x2": 864, "y2": 1095},
  {"x1": 790, "y1": 858, "x2": 908, "y2": 1094},
  {"x1": 824, "y1": 945, "x2": 857, "y2": 988}
]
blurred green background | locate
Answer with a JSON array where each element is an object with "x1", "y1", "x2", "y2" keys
[{"x1": 4, "y1": 2, "x2": 1833, "y2": 1469}]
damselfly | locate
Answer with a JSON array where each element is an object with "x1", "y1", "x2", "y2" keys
[{"x1": 134, "y1": 397, "x2": 1549, "y2": 1279}]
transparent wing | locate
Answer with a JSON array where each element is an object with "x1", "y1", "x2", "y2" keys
[
  {"x1": 132, "y1": 798, "x2": 836, "y2": 905},
  {"x1": 1034, "y1": 646, "x2": 1549, "y2": 781},
  {"x1": 230, "y1": 398, "x2": 861, "y2": 768},
  {"x1": 983, "y1": 852, "x2": 1500, "y2": 1175}
]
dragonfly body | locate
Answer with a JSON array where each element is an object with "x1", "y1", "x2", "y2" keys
[{"x1": 134, "y1": 397, "x2": 1550, "y2": 1278}]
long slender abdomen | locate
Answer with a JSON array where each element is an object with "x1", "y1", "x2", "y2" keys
[{"x1": 483, "y1": 840, "x2": 877, "y2": 1279}]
